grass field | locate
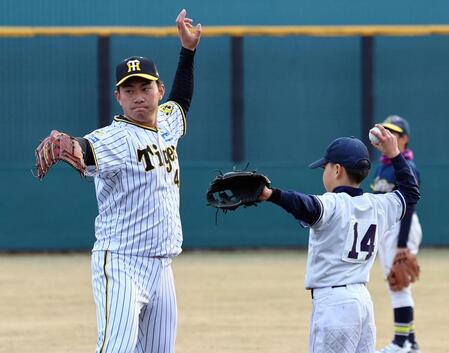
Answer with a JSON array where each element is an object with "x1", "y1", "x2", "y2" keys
[{"x1": 0, "y1": 248, "x2": 447, "y2": 353}]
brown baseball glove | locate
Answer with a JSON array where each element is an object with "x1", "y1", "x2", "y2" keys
[
  {"x1": 35, "y1": 130, "x2": 87, "y2": 180},
  {"x1": 387, "y1": 249, "x2": 420, "y2": 291}
]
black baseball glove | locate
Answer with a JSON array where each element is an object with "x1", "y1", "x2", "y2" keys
[{"x1": 206, "y1": 170, "x2": 271, "y2": 211}]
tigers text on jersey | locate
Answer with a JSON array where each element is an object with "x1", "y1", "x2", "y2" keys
[
  {"x1": 305, "y1": 190, "x2": 405, "y2": 289},
  {"x1": 84, "y1": 101, "x2": 186, "y2": 257}
]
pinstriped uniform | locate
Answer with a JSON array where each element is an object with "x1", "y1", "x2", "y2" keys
[{"x1": 85, "y1": 101, "x2": 186, "y2": 353}]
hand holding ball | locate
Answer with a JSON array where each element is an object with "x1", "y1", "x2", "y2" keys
[{"x1": 369, "y1": 127, "x2": 381, "y2": 144}]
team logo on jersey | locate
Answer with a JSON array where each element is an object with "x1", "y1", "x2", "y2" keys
[
  {"x1": 127, "y1": 59, "x2": 141, "y2": 72},
  {"x1": 137, "y1": 144, "x2": 180, "y2": 186},
  {"x1": 159, "y1": 103, "x2": 174, "y2": 116},
  {"x1": 137, "y1": 144, "x2": 177, "y2": 173}
]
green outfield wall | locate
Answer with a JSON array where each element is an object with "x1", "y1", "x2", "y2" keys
[{"x1": 0, "y1": 0, "x2": 448, "y2": 249}]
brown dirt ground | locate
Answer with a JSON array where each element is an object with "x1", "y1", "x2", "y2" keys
[{"x1": 0, "y1": 248, "x2": 447, "y2": 353}]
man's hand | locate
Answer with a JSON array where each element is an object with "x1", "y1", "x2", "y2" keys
[
  {"x1": 370, "y1": 124, "x2": 400, "y2": 159},
  {"x1": 176, "y1": 9, "x2": 202, "y2": 51}
]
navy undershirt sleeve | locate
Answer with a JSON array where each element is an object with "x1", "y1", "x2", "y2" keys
[
  {"x1": 268, "y1": 188, "x2": 322, "y2": 225},
  {"x1": 397, "y1": 204, "x2": 415, "y2": 247},
  {"x1": 391, "y1": 154, "x2": 420, "y2": 207},
  {"x1": 75, "y1": 137, "x2": 95, "y2": 166},
  {"x1": 168, "y1": 47, "x2": 195, "y2": 114}
]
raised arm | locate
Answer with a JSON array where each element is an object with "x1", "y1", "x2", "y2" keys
[
  {"x1": 370, "y1": 124, "x2": 420, "y2": 207},
  {"x1": 167, "y1": 9, "x2": 202, "y2": 114}
]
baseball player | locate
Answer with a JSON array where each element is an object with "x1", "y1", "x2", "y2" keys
[
  {"x1": 372, "y1": 116, "x2": 423, "y2": 353},
  {"x1": 35, "y1": 9, "x2": 201, "y2": 353},
  {"x1": 258, "y1": 127, "x2": 420, "y2": 353}
]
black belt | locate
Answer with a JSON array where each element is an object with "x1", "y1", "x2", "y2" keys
[{"x1": 310, "y1": 285, "x2": 347, "y2": 299}]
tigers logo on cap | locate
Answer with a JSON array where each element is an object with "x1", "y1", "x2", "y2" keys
[
  {"x1": 116, "y1": 56, "x2": 160, "y2": 87},
  {"x1": 126, "y1": 59, "x2": 141, "y2": 72}
]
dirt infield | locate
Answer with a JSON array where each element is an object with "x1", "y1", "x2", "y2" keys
[{"x1": 0, "y1": 249, "x2": 447, "y2": 353}]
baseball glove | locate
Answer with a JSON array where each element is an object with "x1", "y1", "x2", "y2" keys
[
  {"x1": 206, "y1": 170, "x2": 270, "y2": 211},
  {"x1": 387, "y1": 249, "x2": 420, "y2": 291},
  {"x1": 35, "y1": 130, "x2": 87, "y2": 180}
]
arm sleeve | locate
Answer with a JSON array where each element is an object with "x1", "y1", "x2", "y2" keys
[
  {"x1": 167, "y1": 47, "x2": 195, "y2": 114},
  {"x1": 75, "y1": 137, "x2": 95, "y2": 166},
  {"x1": 397, "y1": 204, "x2": 415, "y2": 247},
  {"x1": 83, "y1": 128, "x2": 128, "y2": 177},
  {"x1": 268, "y1": 188, "x2": 323, "y2": 226},
  {"x1": 391, "y1": 154, "x2": 420, "y2": 208},
  {"x1": 158, "y1": 102, "x2": 187, "y2": 141}
]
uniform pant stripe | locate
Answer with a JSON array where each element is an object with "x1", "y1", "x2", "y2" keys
[
  {"x1": 100, "y1": 251, "x2": 110, "y2": 353},
  {"x1": 94, "y1": 255, "x2": 176, "y2": 353}
]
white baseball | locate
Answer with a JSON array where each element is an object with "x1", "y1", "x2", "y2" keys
[{"x1": 369, "y1": 127, "x2": 381, "y2": 144}]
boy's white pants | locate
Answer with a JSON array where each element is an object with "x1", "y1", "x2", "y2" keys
[{"x1": 309, "y1": 283, "x2": 375, "y2": 353}]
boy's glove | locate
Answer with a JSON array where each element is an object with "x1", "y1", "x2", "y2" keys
[{"x1": 206, "y1": 170, "x2": 270, "y2": 211}]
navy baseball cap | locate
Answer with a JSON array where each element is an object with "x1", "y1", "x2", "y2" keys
[
  {"x1": 116, "y1": 56, "x2": 159, "y2": 87},
  {"x1": 382, "y1": 115, "x2": 410, "y2": 136},
  {"x1": 308, "y1": 137, "x2": 371, "y2": 170}
]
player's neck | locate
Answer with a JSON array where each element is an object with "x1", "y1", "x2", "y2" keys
[
  {"x1": 332, "y1": 179, "x2": 360, "y2": 190},
  {"x1": 124, "y1": 114, "x2": 157, "y2": 129}
]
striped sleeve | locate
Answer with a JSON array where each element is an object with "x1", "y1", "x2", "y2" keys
[
  {"x1": 158, "y1": 101, "x2": 186, "y2": 141},
  {"x1": 84, "y1": 127, "x2": 128, "y2": 176}
]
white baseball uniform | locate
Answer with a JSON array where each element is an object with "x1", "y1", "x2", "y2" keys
[
  {"x1": 85, "y1": 101, "x2": 185, "y2": 353},
  {"x1": 377, "y1": 214, "x2": 422, "y2": 308},
  {"x1": 372, "y1": 155, "x2": 422, "y2": 309},
  {"x1": 305, "y1": 190, "x2": 406, "y2": 353}
]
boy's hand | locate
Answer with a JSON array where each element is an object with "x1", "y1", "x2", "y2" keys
[
  {"x1": 370, "y1": 124, "x2": 400, "y2": 159},
  {"x1": 258, "y1": 186, "x2": 273, "y2": 201}
]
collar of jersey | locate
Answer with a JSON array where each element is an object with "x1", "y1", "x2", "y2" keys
[
  {"x1": 114, "y1": 115, "x2": 158, "y2": 132},
  {"x1": 332, "y1": 186, "x2": 363, "y2": 197}
]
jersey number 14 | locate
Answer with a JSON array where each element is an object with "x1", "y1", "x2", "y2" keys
[{"x1": 342, "y1": 220, "x2": 377, "y2": 263}]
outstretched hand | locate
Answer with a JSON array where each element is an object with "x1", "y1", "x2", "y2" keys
[
  {"x1": 258, "y1": 186, "x2": 273, "y2": 201},
  {"x1": 176, "y1": 9, "x2": 202, "y2": 51},
  {"x1": 370, "y1": 124, "x2": 400, "y2": 159}
]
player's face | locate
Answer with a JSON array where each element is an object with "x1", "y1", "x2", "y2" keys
[
  {"x1": 115, "y1": 77, "x2": 165, "y2": 125},
  {"x1": 322, "y1": 162, "x2": 338, "y2": 192}
]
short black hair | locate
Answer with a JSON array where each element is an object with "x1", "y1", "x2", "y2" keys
[{"x1": 345, "y1": 165, "x2": 370, "y2": 184}]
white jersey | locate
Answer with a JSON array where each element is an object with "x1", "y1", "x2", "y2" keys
[
  {"x1": 84, "y1": 101, "x2": 186, "y2": 257},
  {"x1": 304, "y1": 190, "x2": 406, "y2": 289}
]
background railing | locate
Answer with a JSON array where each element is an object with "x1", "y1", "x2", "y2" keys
[{"x1": 1, "y1": 25, "x2": 448, "y2": 249}]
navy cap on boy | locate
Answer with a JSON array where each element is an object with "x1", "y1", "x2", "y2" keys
[{"x1": 308, "y1": 137, "x2": 371, "y2": 170}]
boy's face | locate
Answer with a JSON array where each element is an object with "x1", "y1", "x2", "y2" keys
[{"x1": 322, "y1": 162, "x2": 338, "y2": 192}]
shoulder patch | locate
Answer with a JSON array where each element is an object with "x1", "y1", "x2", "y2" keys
[{"x1": 159, "y1": 102, "x2": 175, "y2": 116}]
